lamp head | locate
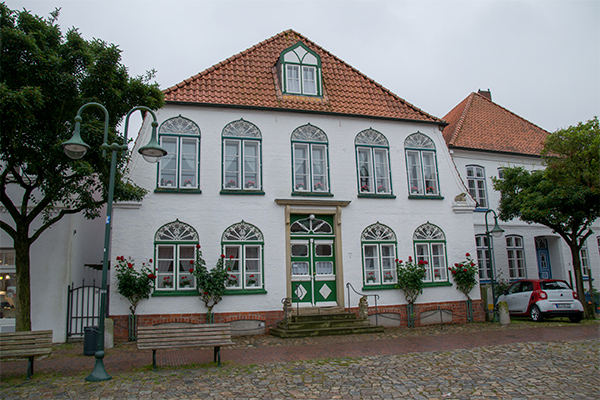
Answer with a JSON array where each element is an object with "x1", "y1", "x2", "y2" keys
[
  {"x1": 138, "y1": 122, "x2": 167, "y2": 163},
  {"x1": 62, "y1": 117, "x2": 90, "y2": 159},
  {"x1": 490, "y1": 220, "x2": 505, "y2": 238}
]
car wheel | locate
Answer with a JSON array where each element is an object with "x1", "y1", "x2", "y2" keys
[
  {"x1": 530, "y1": 305, "x2": 543, "y2": 322},
  {"x1": 569, "y1": 315, "x2": 582, "y2": 323}
]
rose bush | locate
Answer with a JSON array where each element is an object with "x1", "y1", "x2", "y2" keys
[
  {"x1": 449, "y1": 252, "x2": 479, "y2": 299},
  {"x1": 396, "y1": 256, "x2": 427, "y2": 305},
  {"x1": 114, "y1": 256, "x2": 155, "y2": 315}
]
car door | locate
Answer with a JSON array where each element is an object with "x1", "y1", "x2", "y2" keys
[
  {"x1": 514, "y1": 281, "x2": 534, "y2": 313},
  {"x1": 503, "y1": 282, "x2": 523, "y2": 312}
]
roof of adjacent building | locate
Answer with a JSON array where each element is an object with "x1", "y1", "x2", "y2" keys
[
  {"x1": 442, "y1": 91, "x2": 550, "y2": 156},
  {"x1": 163, "y1": 29, "x2": 443, "y2": 125}
]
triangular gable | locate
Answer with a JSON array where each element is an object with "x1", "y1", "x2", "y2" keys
[
  {"x1": 442, "y1": 92, "x2": 550, "y2": 156},
  {"x1": 164, "y1": 29, "x2": 442, "y2": 124}
]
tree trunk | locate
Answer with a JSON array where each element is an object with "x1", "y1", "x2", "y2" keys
[
  {"x1": 569, "y1": 242, "x2": 589, "y2": 319},
  {"x1": 14, "y1": 227, "x2": 32, "y2": 331}
]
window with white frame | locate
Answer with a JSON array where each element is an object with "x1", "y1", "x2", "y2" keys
[
  {"x1": 222, "y1": 119, "x2": 262, "y2": 191},
  {"x1": 413, "y1": 223, "x2": 447, "y2": 282},
  {"x1": 405, "y1": 133, "x2": 440, "y2": 196},
  {"x1": 222, "y1": 221, "x2": 264, "y2": 291},
  {"x1": 158, "y1": 116, "x2": 200, "y2": 189},
  {"x1": 355, "y1": 129, "x2": 392, "y2": 195},
  {"x1": 279, "y1": 42, "x2": 322, "y2": 96},
  {"x1": 466, "y1": 165, "x2": 488, "y2": 208},
  {"x1": 291, "y1": 124, "x2": 330, "y2": 193},
  {"x1": 154, "y1": 220, "x2": 198, "y2": 291},
  {"x1": 475, "y1": 235, "x2": 493, "y2": 280},
  {"x1": 581, "y1": 241, "x2": 589, "y2": 278},
  {"x1": 506, "y1": 235, "x2": 526, "y2": 279},
  {"x1": 361, "y1": 223, "x2": 397, "y2": 286}
]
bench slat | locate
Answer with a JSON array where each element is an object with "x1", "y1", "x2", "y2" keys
[
  {"x1": 136, "y1": 324, "x2": 233, "y2": 351},
  {"x1": 0, "y1": 330, "x2": 53, "y2": 359}
]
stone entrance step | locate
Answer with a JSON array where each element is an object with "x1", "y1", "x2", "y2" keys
[{"x1": 270, "y1": 310, "x2": 384, "y2": 338}]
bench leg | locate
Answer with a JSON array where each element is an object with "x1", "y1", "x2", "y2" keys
[
  {"x1": 27, "y1": 356, "x2": 34, "y2": 380},
  {"x1": 152, "y1": 349, "x2": 157, "y2": 371},
  {"x1": 214, "y1": 346, "x2": 221, "y2": 367}
]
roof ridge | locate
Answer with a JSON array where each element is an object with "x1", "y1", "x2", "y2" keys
[
  {"x1": 473, "y1": 91, "x2": 550, "y2": 134},
  {"x1": 445, "y1": 92, "x2": 475, "y2": 146}
]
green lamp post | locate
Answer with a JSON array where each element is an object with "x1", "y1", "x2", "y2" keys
[
  {"x1": 62, "y1": 102, "x2": 166, "y2": 382},
  {"x1": 484, "y1": 209, "x2": 505, "y2": 322}
]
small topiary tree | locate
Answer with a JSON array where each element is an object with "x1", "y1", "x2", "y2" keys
[
  {"x1": 191, "y1": 245, "x2": 235, "y2": 323},
  {"x1": 449, "y1": 252, "x2": 479, "y2": 322},
  {"x1": 114, "y1": 256, "x2": 156, "y2": 315},
  {"x1": 396, "y1": 256, "x2": 427, "y2": 327}
]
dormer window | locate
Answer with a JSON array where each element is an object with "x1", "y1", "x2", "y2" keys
[{"x1": 279, "y1": 42, "x2": 322, "y2": 96}]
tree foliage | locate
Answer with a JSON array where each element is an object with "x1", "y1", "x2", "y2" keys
[
  {"x1": 492, "y1": 117, "x2": 599, "y2": 316},
  {"x1": 395, "y1": 256, "x2": 427, "y2": 305},
  {"x1": 449, "y1": 253, "x2": 479, "y2": 299},
  {"x1": 192, "y1": 246, "x2": 236, "y2": 321},
  {"x1": 0, "y1": 4, "x2": 164, "y2": 331},
  {"x1": 114, "y1": 256, "x2": 156, "y2": 315}
]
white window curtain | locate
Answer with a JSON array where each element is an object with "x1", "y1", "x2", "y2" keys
[
  {"x1": 302, "y1": 66, "x2": 317, "y2": 95},
  {"x1": 286, "y1": 65, "x2": 301, "y2": 93},
  {"x1": 224, "y1": 140, "x2": 240, "y2": 189}
]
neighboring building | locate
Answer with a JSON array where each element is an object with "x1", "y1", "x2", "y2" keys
[
  {"x1": 442, "y1": 90, "x2": 600, "y2": 303},
  {"x1": 110, "y1": 30, "x2": 481, "y2": 339}
]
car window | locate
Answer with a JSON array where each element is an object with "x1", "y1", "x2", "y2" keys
[
  {"x1": 507, "y1": 282, "x2": 522, "y2": 294},
  {"x1": 521, "y1": 282, "x2": 533, "y2": 292},
  {"x1": 541, "y1": 281, "x2": 570, "y2": 290}
]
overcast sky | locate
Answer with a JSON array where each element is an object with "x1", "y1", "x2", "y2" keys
[{"x1": 7, "y1": 0, "x2": 600, "y2": 133}]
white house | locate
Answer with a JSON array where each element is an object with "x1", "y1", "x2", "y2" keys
[
  {"x1": 442, "y1": 90, "x2": 600, "y2": 305},
  {"x1": 109, "y1": 30, "x2": 482, "y2": 339}
]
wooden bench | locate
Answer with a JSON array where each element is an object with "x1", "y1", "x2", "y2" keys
[
  {"x1": 0, "y1": 330, "x2": 53, "y2": 379},
  {"x1": 137, "y1": 323, "x2": 234, "y2": 370}
]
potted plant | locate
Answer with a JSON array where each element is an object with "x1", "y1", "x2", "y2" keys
[
  {"x1": 365, "y1": 271, "x2": 376, "y2": 284},
  {"x1": 295, "y1": 182, "x2": 305, "y2": 190},
  {"x1": 165, "y1": 180, "x2": 173, "y2": 187},
  {"x1": 361, "y1": 184, "x2": 370, "y2": 192},
  {"x1": 246, "y1": 274, "x2": 258, "y2": 287},
  {"x1": 183, "y1": 179, "x2": 193, "y2": 188},
  {"x1": 449, "y1": 252, "x2": 479, "y2": 322},
  {"x1": 245, "y1": 180, "x2": 255, "y2": 188},
  {"x1": 314, "y1": 182, "x2": 324, "y2": 191},
  {"x1": 396, "y1": 256, "x2": 427, "y2": 327},
  {"x1": 226, "y1": 179, "x2": 237, "y2": 188},
  {"x1": 162, "y1": 276, "x2": 173, "y2": 288},
  {"x1": 377, "y1": 185, "x2": 386, "y2": 193}
]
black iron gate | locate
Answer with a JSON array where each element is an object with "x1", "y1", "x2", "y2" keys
[{"x1": 66, "y1": 280, "x2": 108, "y2": 339}]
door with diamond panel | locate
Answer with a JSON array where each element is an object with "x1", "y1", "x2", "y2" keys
[{"x1": 290, "y1": 215, "x2": 337, "y2": 306}]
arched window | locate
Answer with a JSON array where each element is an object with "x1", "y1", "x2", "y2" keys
[
  {"x1": 222, "y1": 221, "x2": 264, "y2": 291},
  {"x1": 506, "y1": 235, "x2": 526, "y2": 279},
  {"x1": 405, "y1": 132, "x2": 440, "y2": 196},
  {"x1": 355, "y1": 129, "x2": 392, "y2": 195},
  {"x1": 291, "y1": 124, "x2": 330, "y2": 193},
  {"x1": 361, "y1": 223, "x2": 397, "y2": 286},
  {"x1": 279, "y1": 42, "x2": 322, "y2": 96},
  {"x1": 221, "y1": 119, "x2": 262, "y2": 191},
  {"x1": 158, "y1": 116, "x2": 200, "y2": 190},
  {"x1": 154, "y1": 220, "x2": 198, "y2": 291},
  {"x1": 466, "y1": 165, "x2": 488, "y2": 208},
  {"x1": 413, "y1": 222, "x2": 447, "y2": 282}
]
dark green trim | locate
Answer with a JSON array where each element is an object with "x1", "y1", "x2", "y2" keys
[
  {"x1": 223, "y1": 288, "x2": 267, "y2": 295},
  {"x1": 423, "y1": 281, "x2": 452, "y2": 288},
  {"x1": 358, "y1": 193, "x2": 396, "y2": 199},
  {"x1": 165, "y1": 101, "x2": 447, "y2": 127},
  {"x1": 361, "y1": 284, "x2": 397, "y2": 291},
  {"x1": 220, "y1": 190, "x2": 265, "y2": 195},
  {"x1": 408, "y1": 195, "x2": 444, "y2": 200},
  {"x1": 154, "y1": 188, "x2": 202, "y2": 194},
  {"x1": 152, "y1": 290, "x2": 199, "y2": 297},
  {"x1": 291, "y1": 191, "x2": 334, "y2": 197}
]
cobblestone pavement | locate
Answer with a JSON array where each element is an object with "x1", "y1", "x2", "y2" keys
[{"x1": 1, "y1": 322, "x2": 598, "y2": 399}]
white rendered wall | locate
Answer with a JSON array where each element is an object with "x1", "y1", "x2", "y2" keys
[{"x1": 110, "y1": 105, "x2": 479, "y2": 318}]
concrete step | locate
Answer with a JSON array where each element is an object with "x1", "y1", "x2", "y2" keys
[{"x1": 269, "y1": 324, "x2": 384, "y2": 338}]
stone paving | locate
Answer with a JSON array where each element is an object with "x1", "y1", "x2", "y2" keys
[{"x1": 1, "y1": 322, "x2": 598, "y2": 399}]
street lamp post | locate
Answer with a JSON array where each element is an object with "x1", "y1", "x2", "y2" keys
[
  {"x1": 62, "y1": 103, "x2": 166, "y2": 382},
  {"x1": 484, "y1": 209, "x2": 504, "y2": 322}
]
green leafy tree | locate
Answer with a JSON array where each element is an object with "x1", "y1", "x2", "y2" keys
[
  {"x1": 396, "y1": 256, "x2": 427, "y2": 304},
  {"x1": 493, "y1": 117, "x2": 599, "y2": 317},
  {"x1": 449, "y1": 253, "x2": 479, "y2": 300},
  {"x1": 192, "y1": 245, "x2": 235, "y2": 322},
  {"x1": 0, "y1": 5, "x2": 164, "y2": 331},
  {"x1": 114, "y1": 256, "x2": 156, "y2": 315}
]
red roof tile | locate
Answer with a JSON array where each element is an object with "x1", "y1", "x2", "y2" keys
[
  {"x1": 442, "y1": 92, "x2": 549, "y2": 156},
  {"x1": 164, "y1": 30, "x2": 442, "y2": 124}
]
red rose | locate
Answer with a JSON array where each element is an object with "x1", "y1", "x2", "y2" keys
[
  {"x1": 465, "y1": 252, "x2": 470, "y2": 257},
  {"x1": 190, "y1": 260, "x2": 194, "y2": 264},
  {"x1": 148, "y1": 274, "x2": 156, "y2": 279},
  {"x1": 395, "y1": 259, "x2": 399, "y2": 263},
  {"x1": 128, "y1": 263, "x2": 133, "y2": 269},
  {"x1": 452, "y1": 270, "x2": 456, "y2": 274},
  {"x1": 149, "y1": 259, "x2": 153, "y2": 263},
  {"x1": 398, "y1": 260, "x2": 402, "y2": 264},
  {"x1": 204, "y1": 292, "x2": 208, "y2": 295},
  {"x1": 230, "y1": 255, "x2": 234, "y2": 259},
  {"x1": 196, "y1": 244, "x2": 201, "y2": 249},
  {"x1": 189, "y1": 268, "x2": 194, "y2": 273},
  {"x1": 221, "y1": 254, "x2": 225, "y2": 258},
  {"x1": 464, "y1": 268, "x2": 467, "y2": 272},
  {"x1": 408, "y1": 256, "x2": 413, "y2": 262}
]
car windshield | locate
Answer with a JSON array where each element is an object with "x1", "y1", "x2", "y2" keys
[{"x1": 541, "y1": 281, "x2": 571, "y2": 290}]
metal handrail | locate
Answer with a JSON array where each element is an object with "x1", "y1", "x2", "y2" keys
[{"x1": 346, "y1": 282, "x2": 380, "y2": 326}]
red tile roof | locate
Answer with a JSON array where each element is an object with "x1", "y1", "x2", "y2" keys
[
  {"x1": 164, "y1": 30, "x2": 442, "y2": 124},
  {"x1": 442, "y1": 92, "x2": 549, "y2": 156}
]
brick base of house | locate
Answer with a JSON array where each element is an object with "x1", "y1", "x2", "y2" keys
[{"x1": 111, "y1": 299, "x2": 485, "y2": 342}]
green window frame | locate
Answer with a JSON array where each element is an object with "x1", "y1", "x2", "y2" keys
[
  {"x1": 222, "y1": 221, "x2": 266, "y2": 293},
  {"x1": 361, "y1": 223, "x2": 397, "y2": 288},
  {"x1": 221, "y1": 119, "x2": 263, "y2": 193},
  {"x1": 355, "y1": 129, "x2": 393, "y2": 196},
  {"x1": 404, "y1": 132, "x2": 441, "y2": 197},
  {"x1": 413, "y1": 222, "x2": 448, "y2": 283},
  {"x1": 157, "y1": 116, "x2": 200, "y2": 190},
  {"x1": 291, "y1": 124, "x2": 331, "y2": 195},
  {"x1": 154, "y1": 220, "x2": 198, "y2": 293},
  {"x1": 279, "y1": 42, "x2": 322, "y2": 97}
]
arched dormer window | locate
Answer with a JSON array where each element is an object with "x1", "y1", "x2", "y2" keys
[
  {"x1": 404, "y1": 132, "x2": 440, "y2": 197},
  {"x1": 158, "y1": 116, "x2": 200, "y2": 190},
  {"x1": 279, "y1": 42, "x2": 322, "y2": 96},
  {"x1": 221, "y1": 119, "x2": 263, "y2": 192},
  {"x1": 355, "y1": 129, "x2": 392, "y2": 196}
]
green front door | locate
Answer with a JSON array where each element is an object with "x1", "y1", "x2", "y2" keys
[{"x1": 290, "y1": 215, "x2": 337, "y2": 306}]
